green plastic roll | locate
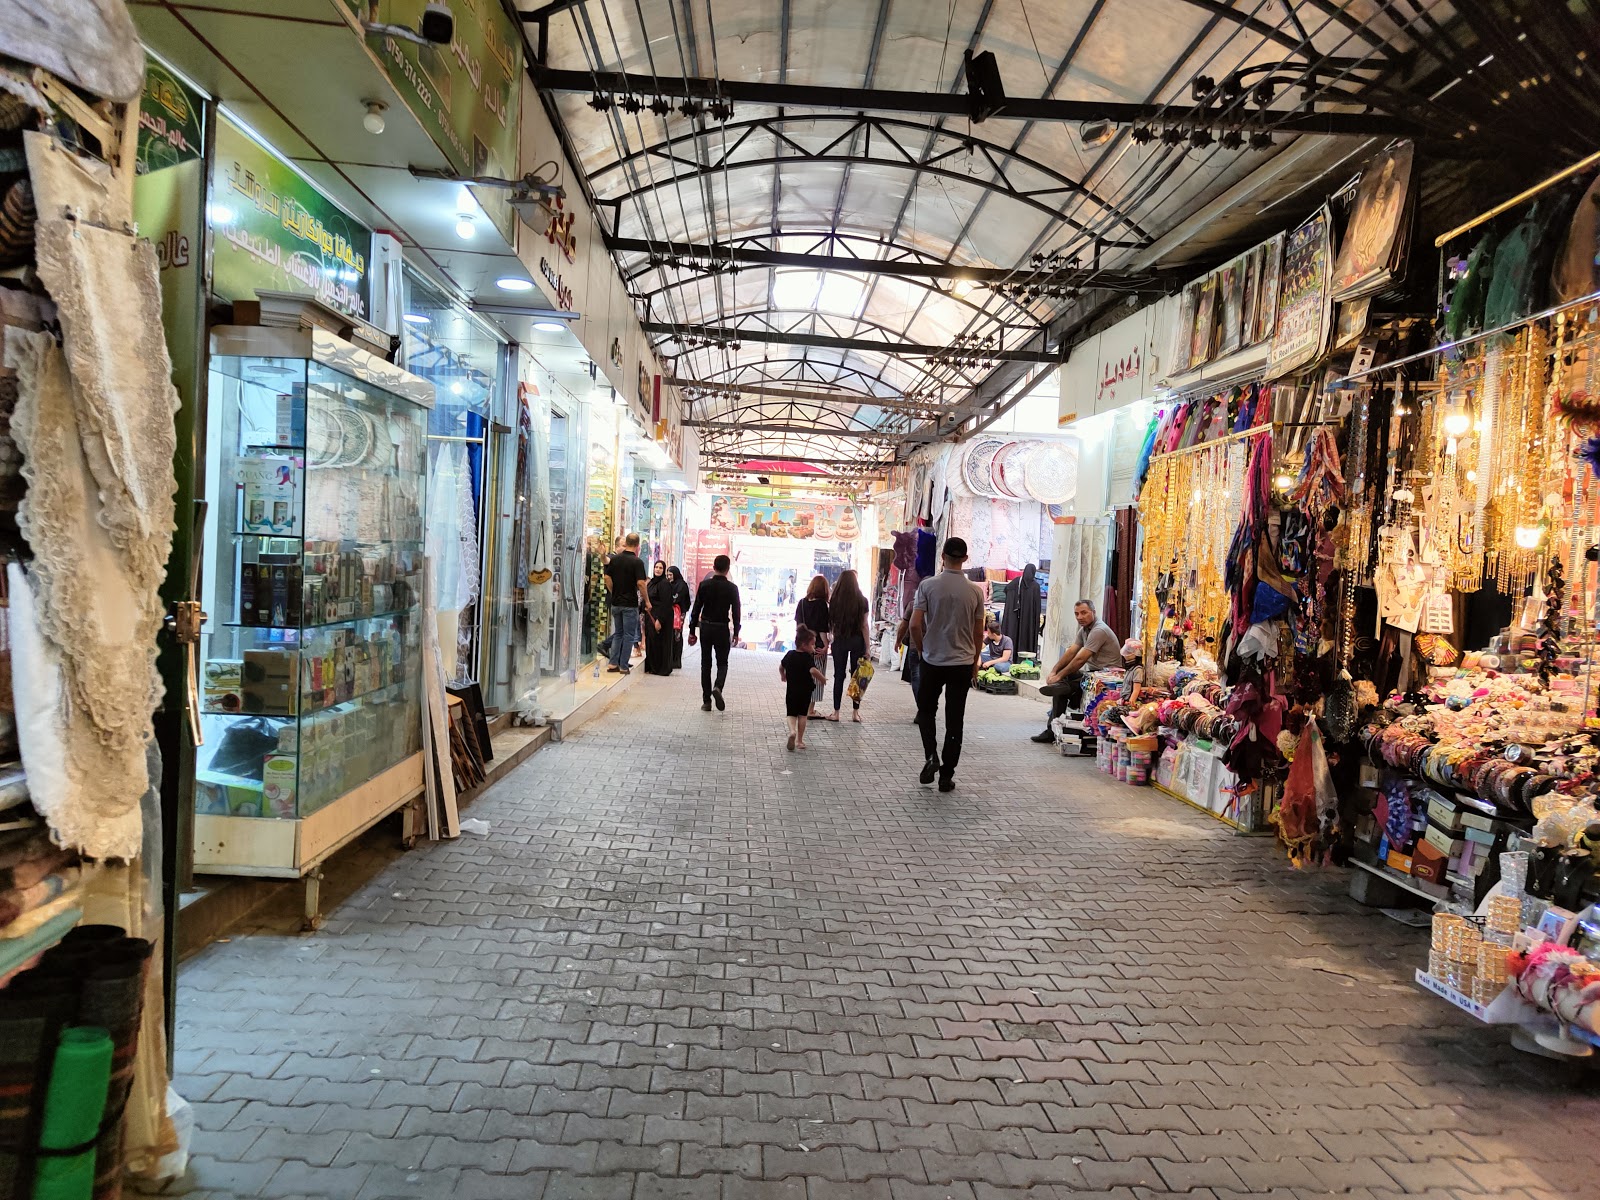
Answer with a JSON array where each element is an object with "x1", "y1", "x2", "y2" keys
[{"x1": 32, "y1": 1026, "x2": 112, "y2": 1200}]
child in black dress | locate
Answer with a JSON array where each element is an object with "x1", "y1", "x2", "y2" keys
[{"x1": 780, "y1": 628, "x2": 826, "y2": 751}]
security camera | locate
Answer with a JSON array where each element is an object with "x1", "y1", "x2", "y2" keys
[
  {"x1": 419, "y1": 4, "x2": 453, "y2": 45},
  {"x1": 364, "y1": 3, "x2": 454, "y2": 48}
]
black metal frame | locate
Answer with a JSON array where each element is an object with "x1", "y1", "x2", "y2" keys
[
  {"x1": 588, "y1": 113, "x2": 1159, "y2": 242},
  {"x1": 532, "y1": 67, "x2": 1423, "y2": 137},
  {"x1": 647, "y1": 320, "x2": 1063, "y2": 364},
  {"x1": 523, "y1": 0, "x2": 1457, "y2": 464},
  {"x1": 610, "y1": 233, "x2": 1171, "y2": 291}
]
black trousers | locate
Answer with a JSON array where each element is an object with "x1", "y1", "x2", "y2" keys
[
  {"x1": 831, "y1": 635, "x2": 866, "y2": 711},
  {"x1": 699, "y1": 622, "x2": 731, "y2": 699},
  {"x1": 1045, "y1": 672, "x2": 1087, "y2": 728},
  {"x1": 916, "y1": 661, "x2": 972, "y2": 778}
]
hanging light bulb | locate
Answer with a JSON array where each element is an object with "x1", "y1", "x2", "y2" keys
[
  {"x1": 1514, "y1": 524, "x2": 1544, "y2": 550},
  {"x1": 1443, "y1": 411, "x2": 1471, "y2": 437}
]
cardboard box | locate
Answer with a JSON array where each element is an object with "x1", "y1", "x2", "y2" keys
[
  {"x1": 1413, "y1": 840, "x2": 1449, "y2": 884},
  {"x1": 1385, "y1": 849, "x2": 1414, "y2": 874},
  {"x1": 1425, "y1": 794, "x2": 1463, "y2": 831},
  {"x1": 237, "y1": 454, "x2": 300, "y2": 535},
  {"x1": 202, "y1": 658, "x2": 243, "y2": 712},
  {"x1": 1424, "y1": 822, "x2": 1466, "y2": 857}
]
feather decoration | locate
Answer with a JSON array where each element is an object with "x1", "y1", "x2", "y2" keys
[{"x1": 1579, "y1": 435, "x2": 1600, "y2": 480}]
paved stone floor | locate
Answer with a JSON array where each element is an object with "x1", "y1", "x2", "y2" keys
[{"x1": 174, "y1": 650, "x2": 1598, "y2": 1199}]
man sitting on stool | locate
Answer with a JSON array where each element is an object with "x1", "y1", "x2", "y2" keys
[
  {"x1": 980, "y1": 621, "x2": 1014, "y2": 673},
  {"x1": 1031, "y1": 599, "x2": 1122, "y2": 743}
]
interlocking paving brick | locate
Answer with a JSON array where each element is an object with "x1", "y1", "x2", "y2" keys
[{"x1": 174, "y1": 654, "x2": 1600, "y2": 1197}]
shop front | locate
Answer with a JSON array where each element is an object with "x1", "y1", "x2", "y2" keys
[{"x1": 1022, "y1": 136, "x2": 1600, "y2": 1057}]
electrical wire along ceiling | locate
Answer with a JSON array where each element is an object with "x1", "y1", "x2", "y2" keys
[{"x1": 519, "y1": 0, "x2": 1600, "y2": 485}]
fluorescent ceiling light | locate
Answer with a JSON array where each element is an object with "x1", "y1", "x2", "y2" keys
[
  {"x1": 772, "y1": 269, "x2": 820, "y2": 310},
  {"x1": 403, "y1": 313, "x2": 430, "y2": 325},
  {"x1": 533, "y1": 321, "x2": 567, "y2": 333},
  {"x1": 496, "y1": 277, "x2": 535, "y2": 292}
]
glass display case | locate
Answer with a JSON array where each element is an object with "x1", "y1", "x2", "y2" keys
[{"x1": 194, "y1": 326, "x2": 432, "y2": 885}]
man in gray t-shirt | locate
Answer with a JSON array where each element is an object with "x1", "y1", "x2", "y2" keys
[
  {"x1": 1032, "y1": 599, "x2": 1123, "y2": 743},
  {"x1": 911, "y1": 537, "x2": 985, "y2": 792}
]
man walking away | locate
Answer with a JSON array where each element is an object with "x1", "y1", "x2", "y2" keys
[
  {"x1": 603, "y1": 533, "x2": 650, "y2": 675},
  {"x1": 1032, "y1": 598, "x2": 1122, "y2": 743},
  {"x1": 910, "y1": 537, "x2": 985, "y2": 792},
  {"x1": 689, "y1": 554, "x2": 741, "y2": 711}
]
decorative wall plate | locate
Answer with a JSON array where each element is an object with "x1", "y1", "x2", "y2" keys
[
  {"x1": 993, "y1": 441, "x2": 1032, "y2": 500},
  {"x1": 1025, "y1": 442, "x2": 1078, "y2": 504},
  {"x1": 963, "y1": 435, "x2": 1007, "y2": 498}
]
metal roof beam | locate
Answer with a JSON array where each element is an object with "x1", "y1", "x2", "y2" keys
[
  {"x1": 532, "y1": 68, "x2": 1423, "y2": 136},
  {"x1": 646, "y1": 321, "x2": 1062, "y2": 363},
  {"x1": 667, "y1": 378, "x2": 952, "y2": 414},
  {"x1": 699, "y1": 452, "x2": 892, "y2": 468},
  {"x1": 612, "y1": 237, "x2": 1168, "y2": 289},
  {"x1": 688, "y1": 420, "x2": 900, "y2": 440}
]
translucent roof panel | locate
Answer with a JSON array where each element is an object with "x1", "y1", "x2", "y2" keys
[{"x1": 531, "y1": 0, "x2": 1455, "y2": 468}]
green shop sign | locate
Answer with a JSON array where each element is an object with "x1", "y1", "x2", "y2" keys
[
  {"x1": 137, "y1": 60, "x2": 204, "y2": 174},
  {"x1": 348, "y1": 0, "x2": 523, "y2": 241},
  {"x1": 209, "y1": 116, "x2": 372, "y2": 319}
]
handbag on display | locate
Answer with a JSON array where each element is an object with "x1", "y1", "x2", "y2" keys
[{"x1": 527, "y1": 523, "x2": 553, "y2": 586}]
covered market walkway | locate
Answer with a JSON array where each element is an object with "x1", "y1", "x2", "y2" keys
[{"x1": 172, "y1": 653, "x2": 1594, "y2": 1200}]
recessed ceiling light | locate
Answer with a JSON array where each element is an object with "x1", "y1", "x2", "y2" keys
[
  {"x1": 533, "y1": 321, "x2": 567, "y2": 333},
  {"x1": 496, "y1": 277, "x2": 535, "y2": 292},
  {"x1": 403, "y1": 313, "x2": 430, "y2": 325}
]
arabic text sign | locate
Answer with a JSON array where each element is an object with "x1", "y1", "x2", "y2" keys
[
  {"x1": 137, "y1": 60, "x2": 204, "y2": 175},
  {"x1": 209, "y1": 116, "x2": 373, "y2": 319},
  {"x1": 1093, "y1": 306, "x2": 1151, "y2": 412}
]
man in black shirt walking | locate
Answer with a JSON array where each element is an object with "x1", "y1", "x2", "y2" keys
[{"x1": 688, "y1": 554, "x2": 741, "y2": 711}]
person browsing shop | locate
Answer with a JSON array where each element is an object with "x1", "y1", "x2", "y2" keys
[
  {"x1": 911, "y1": 537, "x2": 985, "y2": 792},
  {"x1": 688, "y1": 554, "x2": 741, "y2": 711},
  {"x1": 603, "y1": 533, "x2": 650, "y2": 675},
  {"x1": 980, "y1": 621, "x2": 1014, "y2": 673},
  {"x1": 1032, "y1": 599, "x2": 1122, "y2": 743}
]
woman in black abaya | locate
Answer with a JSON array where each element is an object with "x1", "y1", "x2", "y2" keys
[
  {"x1": 1001, "y1": 563, "x2": 1043, "y2": 655},
  {"x1": 668, "y1": 565, "x2": 692, "y2": 668},
  {"x1": 643, "y1": 561, "x2": 677, "y2": 675}
]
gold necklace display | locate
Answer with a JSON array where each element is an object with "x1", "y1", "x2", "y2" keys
[{"x1": 1138, "y1": 427, "x2": 1262, "y2": 659}]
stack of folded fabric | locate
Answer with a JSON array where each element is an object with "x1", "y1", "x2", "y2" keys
[{"x1": 0, "y1": 924, "x2": 153, "y2": 1198}]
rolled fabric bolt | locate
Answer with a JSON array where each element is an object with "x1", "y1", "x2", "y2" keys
[{"x1": 32, "y1": 1025, "x2": 112, "y2": 1200}]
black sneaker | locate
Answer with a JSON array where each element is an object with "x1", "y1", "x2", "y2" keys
[
  {"x1": 701, "y1": 700, "x2": 712, "y2": 711},
  {"x1": 712, "y1": 688, "x2": 725, "y2": 711},
  {"x1": 1031, "y1": 730, "x2": 1055, "y2": 743},
  {"x1": 919, "y1": 755, "x2": 940, "y2": 785},
  {"x1": 1037, "y1": 681, "x2": 1072, "y2": 697},
  {"x1": 938, "y1": 777, "x2": 956, "y2": 793}
]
